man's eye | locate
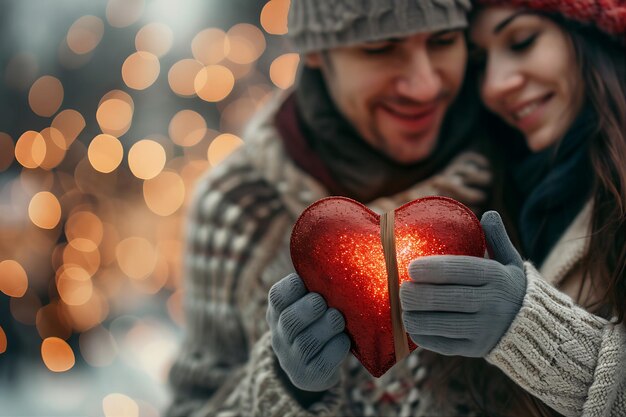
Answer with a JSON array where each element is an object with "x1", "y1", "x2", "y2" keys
[
  {"x1": 361, "y1": 43, "x2": 394, "y2": 55},
  {"x1": 510, "y1": 33, "x2": 538, "y2": 51},
  {"x1": 429, "y1": 34, "x2": 459, "y2": 47}
]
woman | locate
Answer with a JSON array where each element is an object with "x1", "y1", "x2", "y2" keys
[
  {"x1": 400, "y1": 1, "x2": 626, "y2": 415},
  {"x1": 267, "y1": 2, "x2": 625, "y2": 416}
]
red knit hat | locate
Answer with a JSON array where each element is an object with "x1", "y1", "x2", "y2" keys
[{"x1": 476, "y1": 0, "x2": 626, "y2": 42}]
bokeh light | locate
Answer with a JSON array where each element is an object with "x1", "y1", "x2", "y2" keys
[
  {"x1": 88, "y1": 134, "x2": 124, "y2": 173},
  {"x1": 79, "y1": 326, "x2": 118, "y2": 367},
  {"x1": 67, "y1": 16, "x2": 105, "y2": 55},
  {"x1": 29, "y1": 191, "x2": 62, "y2": 230},
  {"x1": 28, "y1": 75, "x2": 64, "y2": 117},
  {"x1": 0, "y1": 326, "x2": 6, "y2": 354},
  {"x1": 0, "y1": 260, "x2": 28, "y2": 298},
  {"x1": 208, "y1": 133, "x2": 244, "y2": 166},
  {"x1": 51, "y1": 109, "x2": 86, "y2": 149},
  {"x1": 128, "y1": 139, "x2": 167, "y2": 180},
  {"x1": 168, "y1": 59, "x2": 203, "y2": 97},
  {"x1": 102, "y1": 393, "x2": 139, "y2": 417},
  {"x1": 15, "y1": 130, "x2": 46, "y2": 169},
  {"x1": 106, "y1": 0, "x2": 144, "y2": 28},
  {"x1": 260, "y1": 0, "x2": 290, "y2": 35},
  {"x1": 0, "y1": 132, "x2": 16, "y2": 171},
  {"x1": 270, "y1": 53, "x2": 300, "y2": 89},
  {"x1": 226, "y1": 24, "x2": 266, "y2": 65},
  {"x1": 135, "y1": 22, "x2": 173, "y2": 58},
  {"x1": 41, "y1": 337, "x2": 76, "y2": 372},
  {"x1": 0, "y1": 0, "x2": 299, "y2": 412},
  {"x1": 191, "y1": 28, "x2": 230, "y2": 65},
  {"x1": 57, "y1": 266, "x2": 94, "y2": 306},
  {"x1": 122, "y1": 51, "x2": 160, "y2": 91},
  {"x1": 194, "y1": 65, "x2": 235, "y2": 102},
  {"x1": 116, "y1": 237, "x2": 158, "y2": 280},
  {"x1": 97, "y1": 98, "x2": 134, "y2": 137},
  {"x1": 143, "y1": 171, "x2": 185, "y2": 216},
  {"x1": 168, "y1": 110, "x2": 207, "y2": 147}
]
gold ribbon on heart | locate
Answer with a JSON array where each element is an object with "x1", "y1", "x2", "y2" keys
[{"x1": 380, "y1": 210, "x2": 410, "y2": 362}]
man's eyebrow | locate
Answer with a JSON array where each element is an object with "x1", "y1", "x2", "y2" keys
[
  {"x1": 432, "y1": 28, "x2": 462, "y2": 36},
  {"x1": 493, "y1": 11, "x2": 533, "y2": 34}
]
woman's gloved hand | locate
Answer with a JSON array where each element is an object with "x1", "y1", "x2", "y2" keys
[
  {"x1": 400, "y1": 211, "x2": 527, "y2": 357},
  {"x1": 267, "y1": 273, "x2": 351, "y2": 392}
]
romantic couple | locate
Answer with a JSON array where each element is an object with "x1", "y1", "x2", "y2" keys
[{"x1": 167, "y1": 1, "x2": 626, "y2": 416}]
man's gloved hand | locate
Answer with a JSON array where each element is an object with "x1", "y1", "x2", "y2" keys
[
  {"x1": 431, "y1": 151, "x2": 492, "y2": 213},
  {"x1": 267, "y1": 273, "x2": 351, "y2": 392},
  {"x1": 400, "y1": 211, "x2": 527, "y2": 357}
]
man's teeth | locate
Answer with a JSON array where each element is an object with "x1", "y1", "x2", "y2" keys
[{"x1": 515, "y1": 101, "x2": 541, "y2": 120}]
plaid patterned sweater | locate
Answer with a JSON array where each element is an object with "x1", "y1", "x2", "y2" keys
[{"x1": 166, "y1": 95, "x2": 626, "y2": 417}]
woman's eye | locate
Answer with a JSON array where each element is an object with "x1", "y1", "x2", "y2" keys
[{"x1": 510, "y1": 33, "x2": 538, "y2": 51}]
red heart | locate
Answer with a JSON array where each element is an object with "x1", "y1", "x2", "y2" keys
[{"x1": 290, "y1": 196, "x2": 486, "y2": 377}]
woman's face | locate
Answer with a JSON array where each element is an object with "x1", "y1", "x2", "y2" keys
[{"x1": 470, "y1": 7, "x2": 585, "y2": 152}]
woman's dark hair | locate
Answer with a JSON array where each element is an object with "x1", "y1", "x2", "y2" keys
[{"x1": 428, "y1": 10, "x2": 626, "y2": 417}]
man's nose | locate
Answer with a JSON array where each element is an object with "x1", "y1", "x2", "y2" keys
[{"x1": 396, "y1": 50, "x2": 442, "y2": 103}]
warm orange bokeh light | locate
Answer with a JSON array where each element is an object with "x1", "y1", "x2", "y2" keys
[
  {"x1": 28, "y1": 75, "x2": 64, "y2": 117},
  {"x1": 0, "y1": 326, "x2": 6, "y2": 354},
  {"x1": 62, "y1": 245, "x2": 101, "y2": 277},
  {"x1": 29, "y1": 191, "x2": 62, "y2": 229},
  {"x1": 97, "y1": 99, "x2": 133, "y2": 137},
  {"x1": 0, "y1": 260, "x2": 28, "y2": 298},
  {"x1": 128, "y1": 139, "x2": 166, "y2": 180},
  {"x1": 51, "y1": 109, "x2": 86, "y2": 149},
  {"x1": 168, "y1": 59, "x2": 203, "y2": 97},
  {"x1": 226, "y1": 24, "x2": 266, "y2": 65},
  {"x1": 122, "y1": 51, "x2": 160, "y2": 91},
  {"x1": 270, "y1": 53, "x2": 300, "y2": 90},
  {"x1": 66, "y1": 211, "x2": 104, "y2": 248},
  {"x1": 102, "y1": 393, "x2": 139, "y2": 417},
  {"x1": 143, "y1": 171, "x2": 186, "y2": 216},
  {"x1": 99, "y1": 90, "x2": 135, "y2": 111},
  {"x1": 116, "y1": 237, "x2": 158, "y2": 279},
  {"x1": 136, "y1": 22, "x2": 173, "y2": 58},
  {"x1": 88, "y1": 134, "x2": 124, "y2": 173},
  {"x1": 0, "y1": 132, "x2": 15, "y2": 171},
  {"x1": 191, "y1": 28, "x2": 230, "y2": 65},
  {"x1": 36, "y1": 302, "x2": 72, "y2": 340},
  {"x1": 208, "y1": 133, "x2": 244, "y2": 166},
  {"x1": 61, "y1": 288, "x2": 108, "y2": 332},
  {"x1": 39, "y1": 127, "x2": 67, "y2": 170},
  {"x1": 57, "y1": 266, "x2": 93, "y2": 306},
  {"x1": 260, "y1": 0, "x2": 290, "y2": 35},
  {"x1": 168, "y1": 110, "x2": 207, "y2": 147},
  {"x1": 67, "y1": 15, "x2": 104, "y2": 55},
  {"x1": 15, "y1": 130, "x2": 45, "y2": 169},
  {"x1": 106, "y1": 0, "x2": 144, "y2": 28},
  {"x1": 41, "y1": 337, "x2": 75, "y2": 372},
  {"x1": 194, "y1": 65, "x2": 234, "y2": 102}
]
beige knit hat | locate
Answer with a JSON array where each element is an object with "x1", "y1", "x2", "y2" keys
[{"x1": 287, "y1": 0, "x2": 472, "y2": 53}]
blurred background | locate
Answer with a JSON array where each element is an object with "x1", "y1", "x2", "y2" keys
[{"x1": 0, "y1": 0, "x2": 296, "y2": 415}]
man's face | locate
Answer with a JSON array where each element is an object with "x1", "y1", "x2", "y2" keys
[{"x1": 307, "y1": 30, "x2": 467, "y2": 164}]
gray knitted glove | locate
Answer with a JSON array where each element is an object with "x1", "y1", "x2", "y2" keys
[
  {"x1": 400, "y1": 211, "x2": 527, "y2": 357},
  {"x1": 267, "y1": 273, "x2": 351, "y2": 392}
]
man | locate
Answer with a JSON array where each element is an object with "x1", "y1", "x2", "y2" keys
[{"x1": 167, "y1": 0, "x2": 493, "y2": 415}]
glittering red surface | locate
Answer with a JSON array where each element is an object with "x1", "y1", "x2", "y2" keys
[{"x1": 290, "y1": 196, "x2": 486, "y2": 377}]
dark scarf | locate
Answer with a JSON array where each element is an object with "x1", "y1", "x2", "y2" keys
[
  {"x1": 280, "y1": 67, "x2": 480, "y2": 203},
  {"x1": 512, "y1": 107, "x2": 596, "y2": 266}
]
